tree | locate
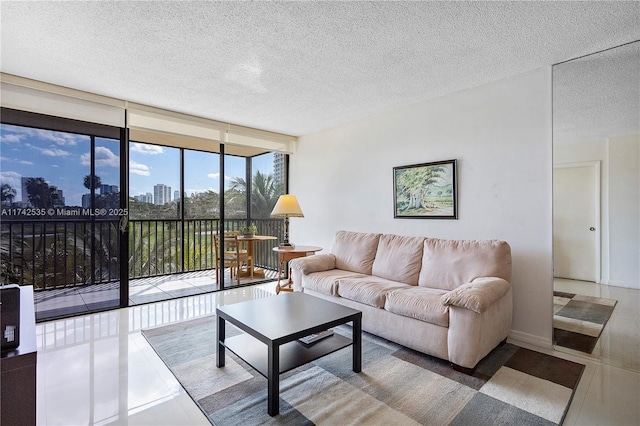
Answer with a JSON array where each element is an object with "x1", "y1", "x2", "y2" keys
[
  {"x1": 229, "y1": 171, "x2": 283, "y2": 218},
  {"x1": 83, "y1": 174, "x2": 102, "y2": 191},
  {"x1": 25, "y1": 178, "x2": 62, "y2": 209},
  {"x1": 1, "y1": 183, "x2": 16, "y2": 205},
  {"x1": 251, "y1": 171, "x2": 283, "y2": 218},
  {"x1": 395, "y1": 166, "x2": 446, "y2": 211}
]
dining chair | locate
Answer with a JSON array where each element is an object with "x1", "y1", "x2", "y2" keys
[{"x1": 213, "y1": 234, "x2": 253, "y2": 285}]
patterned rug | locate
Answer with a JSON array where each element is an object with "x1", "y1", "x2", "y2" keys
[
  {"x1": 553, "y1": 291, "x2": 617, "y2": 354},
  {"x1": 142, "y1": 315, "x2": 584, "y2": 426}
]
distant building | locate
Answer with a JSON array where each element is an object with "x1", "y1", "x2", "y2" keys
[
  {"x1": 154, "y1": 184, "x2": 171, "y2": 205},
  {"x1": 134, "y1": 193, "x2": 153, "y2": 203},
  {"x1": 174, "y1": 190, "x2": 180, "y2": 202},
  {"x1": 273, "y1": 153, "x2": 285, "y2": 184},
  {"x1": 52, "y1": 186, "x2": 65, "y2": 205},
  {"x1": 21, "y1": 176, "x2": 65, "y2": 206},
  {"x1": 100, "y1": 184, "x2": 119, "y2": 195},
  {"x1": 82, "y1": 193, "x2": 91, "y2": 208},
  {"x1": 20, "y1": 176, "x2": 32, "y2": 203}
]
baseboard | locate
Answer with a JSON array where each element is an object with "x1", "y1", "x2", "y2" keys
[{"x1": 508, "y1": 329, "x2": 552, "y2": 350}]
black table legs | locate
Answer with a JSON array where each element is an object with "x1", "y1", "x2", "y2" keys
[
  {"x1": 216, "y1": 315, "x2": 225, "y2": 367},
  {"x1": 353, "y1": 317, "x2": 362, "y2": 373},
  {"x1": 267, "y1": 343, "x2": 280, "y2": 416}
]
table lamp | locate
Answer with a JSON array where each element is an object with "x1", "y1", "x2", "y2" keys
[{"x1": 270, "y1": 194, "x2": 304, "y2": 249}]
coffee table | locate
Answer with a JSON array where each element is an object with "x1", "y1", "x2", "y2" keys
[{"x1": 216, "y1": 292, "x2": 362, "y2": 416}]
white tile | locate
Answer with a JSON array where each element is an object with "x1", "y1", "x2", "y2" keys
[{"x1": 572, "y1": 363, "x2": 640, "y2": 426}]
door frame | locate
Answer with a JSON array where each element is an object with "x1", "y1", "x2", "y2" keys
[{"x1": 553, "y1": 161, "x2": 601, "y2": 283}]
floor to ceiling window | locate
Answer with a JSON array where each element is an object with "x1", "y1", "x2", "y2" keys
[
  {"x1": 0, "y1": 109, "x2": 126, "y2": 321},
  {"x1": 127, "y1": 139, "x2": 287, "y2": 305},
  {"x1": 1, "y1": 80, "x2": 296, "y2": 321}
]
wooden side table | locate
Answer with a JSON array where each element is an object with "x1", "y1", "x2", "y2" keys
[{"x1": 272, "y1": 246, "x2": 322, "y2": 294}]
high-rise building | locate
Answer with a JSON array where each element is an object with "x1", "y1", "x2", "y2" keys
[
  {"x1": 20, "y1": 176, "x2": 32, "y2": 203},
  {"x1": 174, "y1": 190, "x2": 181, "y2": 202},
  {"x1": 273, "y1": 153, "x2": 286, "y2": 185},
  {"x1": 82, "y1": 193, "x2": 91, "y2": 208},
  {"x1": 154, "y1": 184, "x2": 171, "y2": 205}
]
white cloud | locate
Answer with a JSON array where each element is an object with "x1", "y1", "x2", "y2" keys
[
  {"x1": 0, "y1": 133, "x2": 24, "y2": 144},
  {"x1": 129, "y1": 160, "x2": 150, "y2": 176},
  {"x1": 81, "y1": 146, "x2": 119, "y2": 167},
  {"x1": 207, "y1": 173, "x2": 220, "y2": 179},
  {"x1": 40, "y1": 147, "x2": 70, "y2": 157},
  {"x1": 0, "y1": 171, "x2": 22, "y2": 187},
  {"x1": 19, "y1": 160, "x2": 34, "y2": 165},
  {"x1": 131, "y1": 142, "x2": 163, "y2": 155},
  {"x1": 2, "y1": 125, "x2": 86, "y2": 146}
]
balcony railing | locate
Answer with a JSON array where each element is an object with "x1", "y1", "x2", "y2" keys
[
  {"x1": 1, "y1": 218, "x2": 284, "y2": 290},
  {"x1": 129, "y1": 218, "x2": 283, "y2": 279}
]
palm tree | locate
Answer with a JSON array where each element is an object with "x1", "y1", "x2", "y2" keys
[
  {"x1": 251, "y1": 171, "x2": 283, "y2": 218},
  {"x1": 83, "y1": 174, "x2": 102, "y2": 191},
  {"x1": 229, "y1": 171, "x2": 283, "y2": 218},
  {"x1": 25, "y1": 178, "x2": 61, "y2": 209},
  {"x1": 1, "y1": 183, "x2": 17, "y2": 205}
]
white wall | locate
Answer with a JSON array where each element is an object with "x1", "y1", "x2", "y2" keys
[
  {"x1": 608, "y1": 134, "x2": 640, "y2": 288},
  {"x1": 290, "y1": 67, "x2": 554, "y2": 347}
]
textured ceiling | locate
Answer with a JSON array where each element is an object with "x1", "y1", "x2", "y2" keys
[
  {"x1": 554, "y1": 41, "x2": 639, "y2": 145},
  {"x1": 1, "y1": 1, "x2": 639, "y2": 136}
]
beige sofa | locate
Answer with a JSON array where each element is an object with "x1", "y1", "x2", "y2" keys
[{"x1": 289, "y1": 230, "x2": 512, "y2": 372}]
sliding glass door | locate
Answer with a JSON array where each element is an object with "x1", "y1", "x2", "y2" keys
[{"x1": 0, "y1": 109, "x2": 126, "y2": 321}]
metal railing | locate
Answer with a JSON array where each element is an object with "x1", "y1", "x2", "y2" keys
[
  {"x1": 129, "y1": 218, "x2": 283, "y2": 279},
  {"x1": 1, "y1": 218, "x2": 283, "y2": 290}
]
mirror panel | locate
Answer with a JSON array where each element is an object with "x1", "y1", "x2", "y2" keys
[{"x1": 552, "y1": 41, "x2": 639, "y2": 372}]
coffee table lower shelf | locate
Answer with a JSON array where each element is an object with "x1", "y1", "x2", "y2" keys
[{"x1": 223, "y1": 333, "x2": 352, "y2": 377}]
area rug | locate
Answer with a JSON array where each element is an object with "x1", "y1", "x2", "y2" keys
[
  {"x1": 142, "y1": 315, "x2": 584, "y2": 426},
  {"x1": 553, "y1": 291, "x2": 617, "y2": 354}
]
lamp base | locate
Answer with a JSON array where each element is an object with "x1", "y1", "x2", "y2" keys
[{"x1": 278, "y1": 242, "x2": 295, "y2": 250}]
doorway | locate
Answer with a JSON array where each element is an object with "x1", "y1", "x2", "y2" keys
[{"x1": 553, "y1": 162, "x2": 600, "y2": 283}]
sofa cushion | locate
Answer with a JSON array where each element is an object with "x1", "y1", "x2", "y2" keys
[
  {"x1": 385, "y1": 287, "x2": 449, "y2": 327},
  {"x1": 337, "y1": 277, "x2": 411, "y2": 308},
  {"x1": 418, "y1": 238, "x2": 512, "y2": 290},
  {"x1": 331, "y1": 231, "x2": 381, "y2": 275},
  {"x1": 372, "y1": 234, "x2": 425, "y2": 285},
  {"x1": 302, "y1": 270, "x2": 365, "y2": 296}
]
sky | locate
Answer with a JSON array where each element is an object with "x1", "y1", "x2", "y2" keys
[{"x1": 0, "y1": 123, "x2": 276, "y2": 207}]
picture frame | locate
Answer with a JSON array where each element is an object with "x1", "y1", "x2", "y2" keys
[{"x1": 393, "y1": 159, "x2": 457, "y2": 219}]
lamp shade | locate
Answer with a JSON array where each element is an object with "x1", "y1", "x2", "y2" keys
[{"x1": 271, "y1": 194, "x2": 304, "y2": 218}]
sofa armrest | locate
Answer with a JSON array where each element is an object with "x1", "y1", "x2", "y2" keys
[
  {"x1": 289, "y1": 254, "x2": 337, "y2": 274},
  {"x1": 440, "y1": 277, "x2": 511, "y2": 313}
]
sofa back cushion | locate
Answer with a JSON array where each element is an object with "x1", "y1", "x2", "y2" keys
[
  {"x1": 418, "y1": 238, "x2": 512, "y2": 290},
  {"x1": 372, "y1": 234, "x2": 425, "y2": 285},
  {"x1": 331, "y1": 231, "x2": 381, "y2": 275}
]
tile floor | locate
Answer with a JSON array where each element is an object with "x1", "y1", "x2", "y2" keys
[
  {"x1": 34, "y1": 280, "x2": 640, "y2": 425},
  {"x1": 33, "y1": 268, "x2": 278, "y2": 321}
]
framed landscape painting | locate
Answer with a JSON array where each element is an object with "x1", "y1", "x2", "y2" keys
[{"x1": 393, "y1": 159, "x2": 457, "y2": 219}]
